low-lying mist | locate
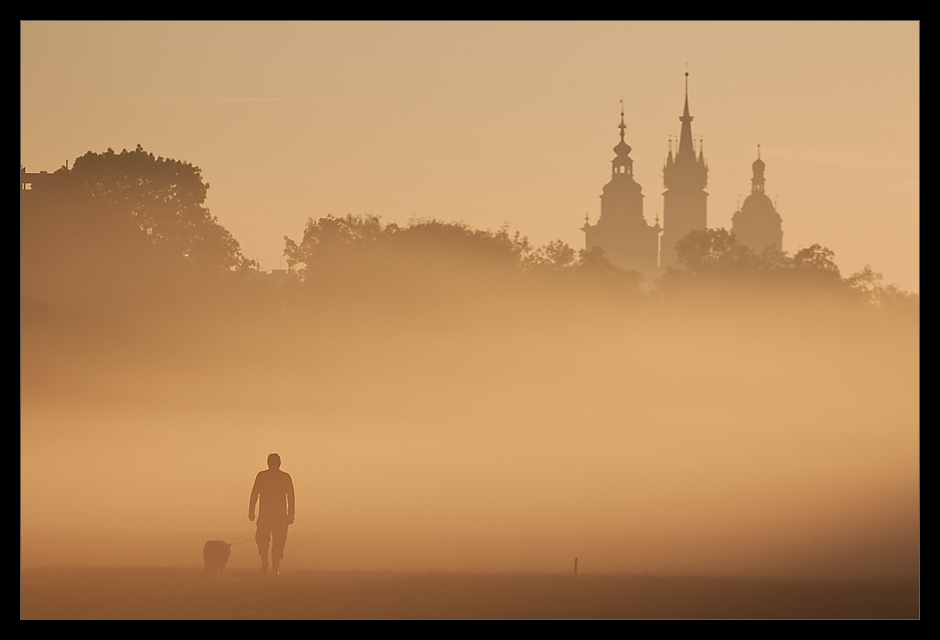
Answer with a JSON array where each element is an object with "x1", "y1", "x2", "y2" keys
[{"x1": 21, "y1": 220, "x2": 918, "y2": 580}]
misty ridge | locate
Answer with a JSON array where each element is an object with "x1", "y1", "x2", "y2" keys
[{"x1": 21, "y1": 146, "x2": 917, "y2": 581}]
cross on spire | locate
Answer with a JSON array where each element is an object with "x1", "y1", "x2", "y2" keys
[{"x1": 619, "y1": 96, "x2": 626, "y2": 141}]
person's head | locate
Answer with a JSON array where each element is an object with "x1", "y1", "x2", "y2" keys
[{"x1": 267, "y1": 453, "x2": 281, "y2": 470}]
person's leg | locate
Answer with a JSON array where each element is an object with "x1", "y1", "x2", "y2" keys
[
  {"x1": 271, "y1": 522, "x2": 289, "y2": 573},
  {"x1": 255, "y1": 523, "x2": 270, "y2": 572}
]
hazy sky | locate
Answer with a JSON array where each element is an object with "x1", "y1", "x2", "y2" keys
[{"x1": 21, "y1": 21, "x2": 919, "y2": 291}]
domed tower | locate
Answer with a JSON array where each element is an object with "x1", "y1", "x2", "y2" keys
[
  {"x1": 660, "y1": 72, "x2": 708, "y2": 267},
  {"x1": 732, "y1": 146, "x2": 783, "y2": 254},
  {"x1": 582, "y1": 101, "x2": 660, "y2": 275}
]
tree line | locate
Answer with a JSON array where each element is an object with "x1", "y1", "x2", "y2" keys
[{"x1": 21, "y1": 146, "x2": 917, "y2": 313}]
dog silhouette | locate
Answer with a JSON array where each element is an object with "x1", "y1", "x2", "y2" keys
[{"x1": 203, "y1": 540, "x2": 231, "y2": 579}]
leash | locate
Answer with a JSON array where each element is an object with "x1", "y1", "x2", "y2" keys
[{"x1": 230, "y1": 537, "x2": 256, "y2": 546}]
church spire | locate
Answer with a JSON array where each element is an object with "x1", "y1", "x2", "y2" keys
[
  {"x1": 660, "y1": 68, "x2": 708, "y2": 267},
  {"x1": 618, "y1": 95, "x2": 626, "y2": 142},
  {"x1": 611, "y1": 98, "x2": 633, "y2": 177},
  {"x1": 677, "y1": 71, "x2": 696, "y2": 161}
]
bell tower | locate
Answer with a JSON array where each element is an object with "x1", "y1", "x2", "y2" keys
[{"x1": 582, "y1": 99, "x2": 660, "y2": 276}]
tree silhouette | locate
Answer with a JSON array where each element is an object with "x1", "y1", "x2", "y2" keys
[
  {"x1": 23, "y1": 145, "x2": 248, "y2": 273},
  {"x1": 845, "y1": 264, "x2": 919, "y2": 312},
  {"x1": 528, "y1": 240, "x2": 578, "y2": 271},
  {"x1": 673, "y1": 228, "x2": 758, "y2": 276},
  {"x1": 657, "y1": 228, "x2": 867, "y2": 301},
  {"x1": 792, "y1": 244, "x2": 841, "y2": 281},
  {"x1": 284, "y1": 215, "x2": 530, "y2": 281}
]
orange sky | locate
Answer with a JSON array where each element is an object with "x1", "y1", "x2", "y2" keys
[{"x1": 21, "y1": 21, "x2": 919, "y2": 291}]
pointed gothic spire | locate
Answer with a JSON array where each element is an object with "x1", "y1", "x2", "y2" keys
[{"x1": 677, "y1": 71, "x2": 696, "y2": 161}]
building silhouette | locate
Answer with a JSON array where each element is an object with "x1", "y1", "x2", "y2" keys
[
  {"x1": 21, "y1": 166, "x2": 54, "y2": 192},
  {"x1": 583, "y1": 74, "x2": 783, "y2": 272},
  {"x1": 659, "y1": 73, "x2": 708, "y2": 268},
  {"x1": 731, "y1": 147, "x2": 783, "y2": 255},
  {"x1": 581, "y1": 102, "x2": 660, "y2": 278}
]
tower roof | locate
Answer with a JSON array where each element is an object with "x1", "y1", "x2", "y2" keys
[
  {"x1": 737, "y1": 146, "x2": 779, "y2": 221},
  {"x1": 613, "y1": 98, "x2": 632, "y2": 157},
  {"x1": 751, "y1": 145, "x2": 766, "y2": 192},
  {"x1": 752, "y1": 144, "x2": 765, "y2": 173}
]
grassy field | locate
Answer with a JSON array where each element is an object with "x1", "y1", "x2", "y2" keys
[{"x1": 20, "y1": 568, "x2": 919, "y2": 619}]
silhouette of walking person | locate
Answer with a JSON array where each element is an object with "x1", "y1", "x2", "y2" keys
[{"x1": 249, "y1": 453, "x2": 295, "y2": 575}]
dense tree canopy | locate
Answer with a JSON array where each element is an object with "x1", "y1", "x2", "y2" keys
[
  {"x1": 665, "y1": 228, "x2": 845, "y2": 285},
  {"x1": 283, "y1": 214, "x2": 642, "y2": 298},
  {"x1": 23, "y1": 145, "x2": 248, "y2": 274},
  {"x1": 284, "y1": 214, "x2": 527, "y2": 273},
  {"x1": 658, "y1": 228, "x2": 917, "y2": 311}
]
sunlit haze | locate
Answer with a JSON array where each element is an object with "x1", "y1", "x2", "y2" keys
[{"x1": 21, "y1": 22, "x2": 918, "y2": 619}]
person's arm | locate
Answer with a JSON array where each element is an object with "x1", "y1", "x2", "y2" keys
[
  {"x1": 249, "y1": 472, "x2": 261, "y2": 521},
  {"x1": 287, "y1": 474, "x2": 295, "y2": 524}
]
